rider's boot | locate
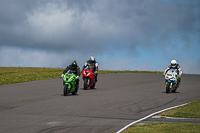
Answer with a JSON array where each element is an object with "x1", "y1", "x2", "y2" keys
[
  {"x1": 176, "y1": 77, "x2": 181, "y2": 88},
  {"x1": 95, "y1": 75, "x2": 97, "y2": 82},
  {"x1": 74, "y1": 85, "x2": 78, "y2": 94},
  {"x1": 76, "y1": 84, "x2": 79, "y2": 89}
]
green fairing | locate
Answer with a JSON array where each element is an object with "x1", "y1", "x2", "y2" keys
[{"x1": 63, "y1": 73, "x2": 76, "y2": 93}]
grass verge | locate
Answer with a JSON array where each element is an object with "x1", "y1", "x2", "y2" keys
[
  {"x1": 0, "y1": 67, "x2": 63, "y2": 85},
  {"x1": 0, "y1": 67, "x2": 162, "y2": 85},
  {"x1": 123, "y1": 100, "x2": 200, "y2": 133},
  {"x1": 158, "y1": 100, "x2": 200, "y2": 118},
  {"x1": 98, "y1": 70, "x2": 162, "y2": 74},
  {"x1": 123, "y1": 123, "x2": 200, "y2": 133}
]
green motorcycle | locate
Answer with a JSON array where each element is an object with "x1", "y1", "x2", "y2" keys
[{"x1": 62, "y1": 71, "x2": 78, "y2": 96}]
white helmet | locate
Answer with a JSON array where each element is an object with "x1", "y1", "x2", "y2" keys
[
  {"x1": 171, "y1": 60, "x2": 177, "y2": 68},
  {"x1": 90, "y1": 56, "x2": 95, "y2": 62}
]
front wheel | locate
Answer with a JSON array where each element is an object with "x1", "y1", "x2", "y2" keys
[
  {"x1": 63, "y1": 84, "x2": 69, "y2": 96},
  {"x1": 166, "y1": 82, "x2": 170, "y2": 93},
  {"x1": 84, "y1": 78, "x2": 89, "y2": 90}
]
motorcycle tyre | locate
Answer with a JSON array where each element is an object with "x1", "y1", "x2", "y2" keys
[
  {"x1": 72, "y1": 87, "x2": 78, "y2": 95},
  {"x1": 171, "y1": 87, "x2": 177, "y2": 93},
  {"x1": 64, "y1": 84, "x2": 69, "y2": 96},
  {"x1": 90, "y1": 82, "x2": 95, "y2": 89},
  {"x1": 166, "y1": 82, "x2": 170, "y2": 93},
  {"x1": 84, "y1": 78, "x2": 88, "y2": 90}
]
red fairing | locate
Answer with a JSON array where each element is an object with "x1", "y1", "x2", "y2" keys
[{"x1": 82, "y1": 68, "x2": 95, "y2": 87}]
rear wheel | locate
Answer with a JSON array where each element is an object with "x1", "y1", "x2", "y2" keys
[
  {"x1": 171, "y1": 87, "x2": 177, "y2": 93},
  {"x1": 90, "y1": 82, "x2": 95, "y2": 89},
  {"x1": 84, "y1": 78, "x2": 88, "y2": 90},
  {"x1": 166, "y1": 82, "x2": 170, "y2": 93},
  {"x1": 72, "y1": 87, "x2": 78, "y2": 95},
  {"x1": 63, "y1": 84, "x2": 69, "y2": 96},
  {"x1": 72, "y1": 91, "x2": 76, "y2": 95}
]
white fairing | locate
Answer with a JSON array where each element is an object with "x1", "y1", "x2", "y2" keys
[{"x1": 165, "y1": 69, "x2": 177, "y2": 81}]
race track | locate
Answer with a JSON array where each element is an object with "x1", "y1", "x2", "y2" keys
[{"x1": 0, "y1": 73, "x2": 200, "y2": 133}]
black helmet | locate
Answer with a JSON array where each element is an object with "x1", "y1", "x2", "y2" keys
[
  {"x1": 71, "y1": 60, "x2": 77, "y2": 70},
  {"x1": 72, "y1": 60, "x2": 77, "y2": 66}
]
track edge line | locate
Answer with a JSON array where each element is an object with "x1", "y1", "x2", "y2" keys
[{"x1": 116, "y1": 102, "x2": 189, "y2": 133}]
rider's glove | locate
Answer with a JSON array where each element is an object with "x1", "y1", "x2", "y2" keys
[
  {"x1": 61, "y1": 74, "x2": 64, "y2": 78},
  {"x1": 75, "y1": 76, "x2": 79, "y2": 79},
  {"x1": 163, "y1": 72, "x2": 166, "y2": 76}
]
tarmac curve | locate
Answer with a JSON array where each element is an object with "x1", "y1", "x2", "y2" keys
[{"x1": 0, "y1": 73, "x2": 200, "y2": 133}]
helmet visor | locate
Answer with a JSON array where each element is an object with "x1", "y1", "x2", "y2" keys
[
  {"x1": 72, "y1": 61, "x2": 77, "y2": 66},
  {"x1": 90, "y1": 56, "x2": 95, "y2": 62},
  {"x1": 171, "y1": 64, "x2": 176, "y2": 67}
]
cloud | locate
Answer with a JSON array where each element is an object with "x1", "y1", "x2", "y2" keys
[
  {"x1": 0, "y1": 46, "x2": 85, "y2": 68},
  {"x1": 1, "y1": 0, "x2": 198, "y2": 49},
  {"x1": 0, "y1": 0, "x2": 199, "y2": 73}
]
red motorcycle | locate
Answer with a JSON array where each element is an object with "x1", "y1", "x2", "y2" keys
[{"x1": 82, "y1": 66, "x2": 96, "y2": 90}]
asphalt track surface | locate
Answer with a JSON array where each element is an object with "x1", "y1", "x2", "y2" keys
[{"x1": 0, "y1": 73, "x2": 200, "y2": 133}]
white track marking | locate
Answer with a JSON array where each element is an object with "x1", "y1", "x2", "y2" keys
[{"x1": 116, "y1": 103, "x2": 189, "y2": 133}]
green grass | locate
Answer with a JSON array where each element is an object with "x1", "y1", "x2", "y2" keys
[
  {"x1": 123, "y1": 123, "x2": 200, "y2": 133},
  {"x1": 98, "y1": 70, "x2": 162, "y2": 74},
  {"x1": 158, "y1": 100, "x2": 200, "y2": 118},
  {"x1": 0, "y1": 67, "x2": 162, "y2": 85},
  {"x1": 123, "y1": 100, "x2": 200, "y2": 133},
  {"x1": 0, "y1": 67, "x2": 63, "y2": 85}
]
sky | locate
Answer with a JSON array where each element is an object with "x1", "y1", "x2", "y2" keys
[{"x1": 0, "y1": 0, "x2": 200, "y2": 74}]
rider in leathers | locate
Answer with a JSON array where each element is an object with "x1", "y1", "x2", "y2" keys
[
  {"x1": 163, "y1": 60, "x2": 182, "y2": 87},
  {"x1": 82, "y1": 56, "x2": 98, "y2": 82},
  {"x1": 62, "y1": 60, "x2": 80, "y2": 92}
]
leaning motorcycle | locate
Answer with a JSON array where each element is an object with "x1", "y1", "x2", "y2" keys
[
  {"x1": 62, "y1": 71, "x2": 78, "y2": 96},
  {"x1": 82, "y1": 66, "x2": 96, "y2": 90},
  {"x1": 164, "y1": 69, "x2": 178, "y2": 93}
]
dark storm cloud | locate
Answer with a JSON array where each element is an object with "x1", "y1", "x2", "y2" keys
[
  {"x1": 0, "y1": 0, "x2": 199, "y2": 52},
  {"x1": 0, "y1": 0, "x2": 104, "y2": 53},
  {"x1": 0, "y1": 0, "x2": 199, "y2": 48},
  {"x1": 0, "y1": 0, "x2": 199, "y2": 73}
]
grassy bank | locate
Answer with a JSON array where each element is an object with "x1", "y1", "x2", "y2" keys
[
  {"x1": 158, "y1": 100, "x2": 200, "y2": 118},
  {"x1": 98, "y1": 70, "x2": 162, "y2": 74},
  {"x1": 123, "y1": 100, "x2": 200, "y2": 133},
  {"x1": 0, "y1": 67, "x2": 162, "y2": 85},
  {"x1": 123, "y1": 123, "x2": 200, "y2": 133},
  {"x1": 0, "y1": 67, "x2": 63, "y2": 85}
]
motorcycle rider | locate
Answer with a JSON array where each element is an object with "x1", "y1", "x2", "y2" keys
[
  {"x1": 163, "y1": 60, "x2": 182, "y2": 87},
  {"x1": 82, "y1": 56, "x2": 98, "y2": 82},
  {"x1": 61, "y1": 60, "x2": 80, "y2": 93}
]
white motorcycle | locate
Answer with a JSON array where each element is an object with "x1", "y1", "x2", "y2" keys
[{"x1": 164, "y1": 69, "x2": 178, "y2": 93}]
